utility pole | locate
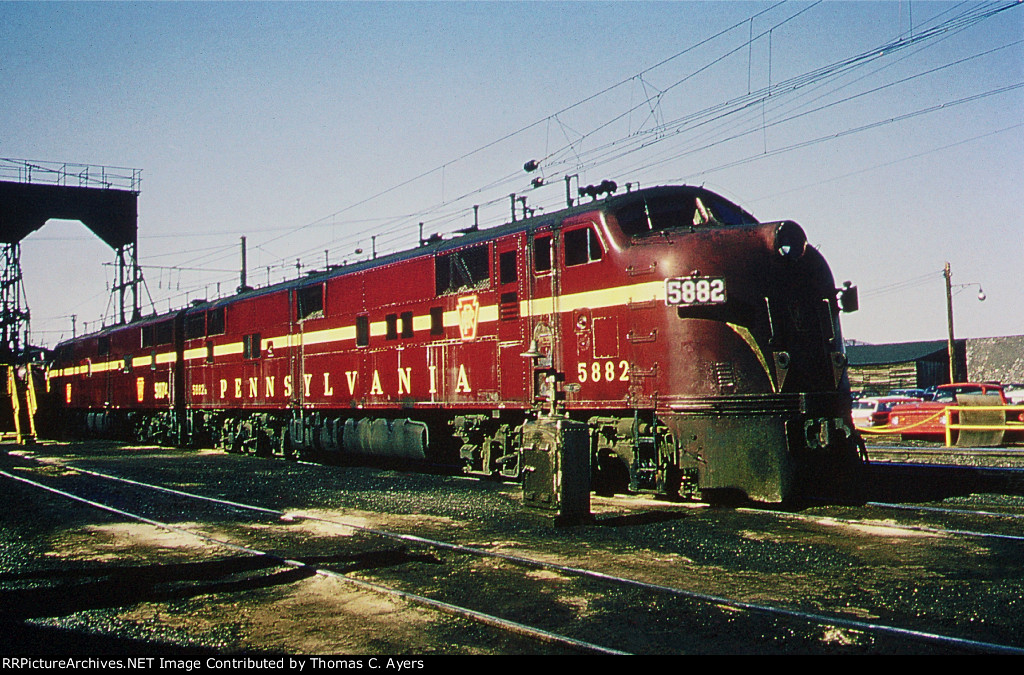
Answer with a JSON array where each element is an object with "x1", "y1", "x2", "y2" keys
[
  {"x1": 944, "y1": 261, "x2": 957, "y2": 383},
  {"x1": 943, "y1": 262, "x2": 986, "y2": 383}
]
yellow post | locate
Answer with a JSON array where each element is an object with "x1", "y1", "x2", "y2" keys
[
  {"x1": 7, "y1": 366, "x2": 22, "y2": 444},
  {"x1": 26, "y1": 365, "x2": 38, "y2": 439}
]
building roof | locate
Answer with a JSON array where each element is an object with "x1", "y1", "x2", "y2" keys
[{"x1": 846, "y1": 339, "x2": 952, "y2": 366}]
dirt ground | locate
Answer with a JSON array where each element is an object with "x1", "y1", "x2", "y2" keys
[{"x1": 3, "y1": 441, "x2": 1023, "y2": 654}]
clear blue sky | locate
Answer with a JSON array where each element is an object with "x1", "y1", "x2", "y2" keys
[{"x1": 2, "y1": 1, "x2": 1021, "y2": 347}]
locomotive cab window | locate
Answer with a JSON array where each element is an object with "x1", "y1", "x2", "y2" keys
[
  {"x1": 356, "y1": 315, "x2": 370, "y2": 347},
  {"x1": 155, "y1": 320, "x2": 174, "y2": 346},
  {"x1": 243, "y1": 333, "x2": 261, "y2": 359},
  {"x1": 564, "y1": 227, "x2": 603, "y2": 267},
  {"x1": 534, "y1": 235, "x2": 552, "y2": 273},
  {"x1": 297, "y1": 284, "x2": 324, "y2": 321},
  {"x1": 184, "y1": 313, "x2": 205, "y2": 340},
  {"x1": 499, "y1": 250, "x2": 517, "y2": 285},
  {"x1": 435, "y1": 244, "x2": 490, "y2": 295},
  {"x1": 615, "y1": 192, "x2": 758, "y2": 237},
  {"x1": 207, "y1": 307, "x2": 226, "y2": 335}
]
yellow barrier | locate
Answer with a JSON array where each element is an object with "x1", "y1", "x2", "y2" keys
[
  {"x1": 944, "y1": 404, "x2": 1024, "y2": 447},
  {"x1": 3, "y1": 365, "x2": 40, "y2": 445},
  {"x1": 857, "y1": 411, "x2": 945, "y2": 435},
  {"x1": 6, "y1": 366, "x2": 20, "y2": 442}
]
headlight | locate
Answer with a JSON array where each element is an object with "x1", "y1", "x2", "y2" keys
[{"x1": 774, "y1": 221, "x2": 807, "y2": 260}]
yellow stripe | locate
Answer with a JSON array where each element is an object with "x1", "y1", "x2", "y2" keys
[
  {"x1": 56, "y1": 280, "x2": 673, "y2": 371},
  {"x1": 91, "y1": 361, "x2": 114, "y2": 374},
  {"x1": 479, "y1": 303, "x2": 499, "y2": 323},
  {"x1": 300, "y1": 326, "x2": 357, "y2": 347},
  {"x1": 214, "y1": 342, "x2": 243, "y2": 357},
  {"x1": 277, "y1": 334, "x2": 303, "y2": 349},
  {"x1": 726, "y1": 322, "x2": 776, "y2": 393},
  {"x1": 525, "y1": 296, "x2": 554, "y2": 316},
  {"x1": 556, "y1": 281, "x2": 665, "y2": 314}
]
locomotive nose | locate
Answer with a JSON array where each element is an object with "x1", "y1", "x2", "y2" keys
[{"x1": 773, "y1": 221, "x2": 807, "y2": 260}]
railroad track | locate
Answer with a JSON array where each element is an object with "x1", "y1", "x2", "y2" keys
[
  {"x1": 741, "y1": 500, "x2": 1024, "y2": 544},
  {"x1": 3, "y1": 442, "x2": 1023, "y2": 654},
  {"x1": 861, "y1": 458, "x2": 1024, "y2": 504},
  {"x1": 1, "y1": 467, "x2": 627, "y2": 655},
  {"x1": 866, "y1": 444, "x2": 1024, "y2": 468},
  {"x1": 866, "y1": 499, "x2": 1024, "y2": 521}
]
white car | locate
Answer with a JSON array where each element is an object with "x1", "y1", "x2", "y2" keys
[
  {"x1": 851, "y1": 396, "x2": 921, "y2": 429},
  {"x1": 1004, "y1": 384, "x2": 1024, "y2": 405}
]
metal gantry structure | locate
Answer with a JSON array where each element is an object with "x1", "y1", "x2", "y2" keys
[
  {"x1": 0, "y1": 157, "x2": 142, "y2": 362},
  {"x1": 0, "y1": 243, "x2": 30, "y2": 360}
]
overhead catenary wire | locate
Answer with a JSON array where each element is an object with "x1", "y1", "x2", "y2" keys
[
  {"x1": 47, "y1": 1, "x2": 1023, "y2": 338},
  {"x1": 150, "y1": 1, "x2": 801, "y2": 279},
  {"x1": 568, "y1": 23, "x2": 1021, "y2": 179},
  {"x1": 274, "y1": 0, "x2": 1020, "y2": 274},
  {"x1": 249, "y1": 1, "x2": 795, "y2": 253},
  {"x1": 243, "y1": 7, "x2": 995, "y2": 266},
  {"x1": 537, "y1": 14, "x2": 1022, "y2": 186},
  {"x1": 744, "y1": 119, "x2": 1024, "y2": 205}
]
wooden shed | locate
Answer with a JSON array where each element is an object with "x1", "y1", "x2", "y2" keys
[{"x1": 845, "y1": 339, "x2": 959, "y2": 394}]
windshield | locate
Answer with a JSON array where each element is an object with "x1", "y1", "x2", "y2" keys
[
  {"x1": 614, "y1": 189, "x2": 757, "y2": 237},
  {"x1": 933, "y1": 385, "x2": 994, "y2": 402}
]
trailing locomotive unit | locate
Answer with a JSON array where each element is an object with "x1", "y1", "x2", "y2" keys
[{"x1": 49, "y1": 184, "x2": 861, "y2": 503}]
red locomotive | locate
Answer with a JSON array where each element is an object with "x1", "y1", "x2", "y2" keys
[{"x1": 48, "y1": 184, "x2": 862, "y2": 503}]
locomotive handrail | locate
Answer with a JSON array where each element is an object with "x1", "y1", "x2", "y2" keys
[{"x1": 944, "y1": 404, "x2": 1024, "y2": 447}]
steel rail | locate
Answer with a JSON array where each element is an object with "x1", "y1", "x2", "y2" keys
[
  {"x1": 866, "y1": 447, "x2": 1024, "y2": 461},
  {"x1": 0, "y1": 468, "x2": 629, "y2": 656},
  {"x1": 34, "y1": 460, "x2": 1024, "y2": 655},
  {"x1": 865, "y1": 501, "x2": 1024, "y2": 521},
  {"x1": 737, "y1": 506, "x2": 1024, "y2": 543}
]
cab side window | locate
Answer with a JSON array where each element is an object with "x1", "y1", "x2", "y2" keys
[
  {"x1": 564, "y1": 227, "x2": 603, "y2": 267},
  {"x1": 534, "y1": 235, "x2": 552, "y2": 273}
]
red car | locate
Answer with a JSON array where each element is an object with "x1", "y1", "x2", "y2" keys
[{"x1": 887, "y1": 383, "x2": 1007, "y2": 440}]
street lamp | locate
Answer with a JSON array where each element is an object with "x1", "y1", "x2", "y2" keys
[{"x1": 943, "y1": 261, "x2": 986, "y2": 383}]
